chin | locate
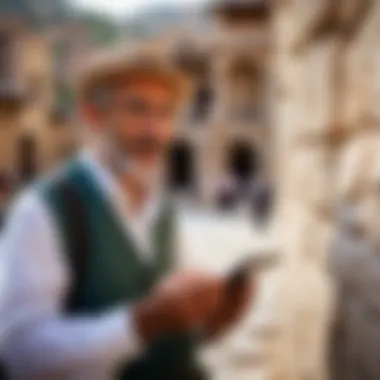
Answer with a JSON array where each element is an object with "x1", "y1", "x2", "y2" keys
[
  {"x1": 130, "y1": 157, "x2": 162, "y2": 182},
  {"x1": 132, "y1": 167, "x2": 162, "y2": 188},
  {"x1": 137, "y1": 152, "x2": 162, "y2": 168}
]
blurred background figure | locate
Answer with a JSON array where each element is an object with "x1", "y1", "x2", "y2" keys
[
  {"x1": 249, "y1": 173, "x2": 273, "y2": 228},
  {"x1": 216, "y1": 173, "x2": 239, "y2": 211}
]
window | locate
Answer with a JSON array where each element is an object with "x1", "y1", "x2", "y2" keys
[
  {"x1": 228, "y1": 141, "x2": 259, "y2": 183},
  {"x1": 192, "y1": 82, "x2": 214, "y2": 122},
  {"x1": 0, "y1": 31, "x2": 14, "y2": 90},
  {"x1": 167, "y1": 142, "x2": 195, "y2": 193}
]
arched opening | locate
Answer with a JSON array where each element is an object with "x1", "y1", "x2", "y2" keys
[
  {"x1": 18, "y1": 134, "x2": 38, "y2": 185},
  {"x1": 167, "y1": 142, "x2": 195, "y2": 193},
  {"x1": 228, "y1": 141, "x2": 259, "y2": 183}
]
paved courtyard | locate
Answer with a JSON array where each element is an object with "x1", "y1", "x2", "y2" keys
[
  {"x1": 178, "y1": 207, "x2": 279, "y2": 380},
  {"x1": 179, "y1": 207, "x2": 272, "y2": 272}
]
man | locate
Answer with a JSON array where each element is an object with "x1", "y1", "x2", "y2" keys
[{"x1": 0, "y1": 50, "x2": 252, "y2": 380}]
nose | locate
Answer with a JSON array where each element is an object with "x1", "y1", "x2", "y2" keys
[{"x1": 142, "y1": 118, "x2": 160, "y2": 133}]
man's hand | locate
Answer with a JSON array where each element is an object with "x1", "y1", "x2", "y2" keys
[
  {"x1": 133, "y1": 271, "x2": 224, "y2": 344},
  {"x1": 204, "y1": 272, "x2": 254, "y2": 341}
]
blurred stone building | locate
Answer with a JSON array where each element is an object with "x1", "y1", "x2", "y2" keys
[
  {"x1": 0, "y1": 1, "x2": 78, "y2": 189},
  {"x1": 160, "y1": 0, "x2": 273, "y2": 205},
  {"x1": 0, "y1": 0, "x2": 273, "y2": 205}
]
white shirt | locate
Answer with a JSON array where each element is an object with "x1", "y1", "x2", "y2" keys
[{"x1": 0, "y1": 152, "x2": 169, "y2": 380}]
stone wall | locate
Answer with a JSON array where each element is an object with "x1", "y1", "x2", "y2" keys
[
  {"x1": 0, "y1": 25, "x2": 77, "y2": 181},
  {"x1": 270, "y1": 1, "x2": 380, "y2": 380}
]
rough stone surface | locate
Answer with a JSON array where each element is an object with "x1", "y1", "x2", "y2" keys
[{"x1": 270, "y1": 1, "x2": 380, "y2": 380}]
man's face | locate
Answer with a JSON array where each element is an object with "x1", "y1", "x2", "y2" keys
[{"x1": 91, "y1": 76, "x2": 179, "y2": 173}]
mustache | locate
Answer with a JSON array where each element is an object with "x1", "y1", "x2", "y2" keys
[{"x1": 126, "y1": 136, "x2": 164, "y2": 153}]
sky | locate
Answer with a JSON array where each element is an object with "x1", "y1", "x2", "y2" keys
[{"x1": 69, "y1": 0, "x2": 210, "y2": 18}]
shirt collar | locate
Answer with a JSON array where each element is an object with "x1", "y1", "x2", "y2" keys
[{"x1": 79, "y1": 149, "x2": 163, "y2": 222}]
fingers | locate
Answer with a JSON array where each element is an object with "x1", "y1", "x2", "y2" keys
[
  {"x1": 134, "y1": 270, "x2": 225, "y2": 344},
  {"x1": 135, "y1": 269, "x2": 254, "y2": 345},
  {"x1": 206, "y1": 276, "x2": 255, "y2": 340},
  {"x1": 155, "y1": 270, "x2": 224, "y2": 320}
]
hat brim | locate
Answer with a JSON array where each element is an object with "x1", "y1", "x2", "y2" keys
[{"x1": 77, "y1": 51, "x2": 191, "y2": 105}]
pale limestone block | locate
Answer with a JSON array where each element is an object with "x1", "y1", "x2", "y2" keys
[
  {"x1": 334, "y1": 131, "x2": 377, "y2": 202},
  {"x1": 367, "y1": 133, "x2": 380, "y2": 188},
  {"x1": 285, "y1": 147, "x2": 332, "y2": 213},
  {"x1": 271, "y1": 202, "x2": 334, "y2": 380},
  {"x1": 270, "y1": 259, "x2": 332, "y2": 380},
  {"x1": 341, "y1": 1, "x2": 380, "y2": 131},
  {"x1": 297, "y1": 42, "x2": 336, "y2": 136}
]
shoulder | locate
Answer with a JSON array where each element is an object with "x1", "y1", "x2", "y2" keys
[
  {"x1": 7, "y1": 160, "x2": 75, "y2": 222},
  {"x1": 4, "y1": 187, "x2": 52, "y2": 239},
  {"x1": 4, "y1": 157, "x2": 91, "y2": 242},
  {"x1": 3, "y1": 159, "x2": 78, "y2": 240},
  {"x1": 1, "y1": 183, "x2": 68, "y2": 278},
  {"x1": 9, "y1": 187, "x2": 46, "y2": 221},
  {"x1": 1, "y1": 187, "x2": 70, "y2": 312}
]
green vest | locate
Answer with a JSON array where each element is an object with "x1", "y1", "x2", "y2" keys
[{"x1": 39, "y1": 160, "x2": 204, "y2": 380}]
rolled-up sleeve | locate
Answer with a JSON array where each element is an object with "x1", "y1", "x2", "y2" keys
[{"x1": 1, "y1": 191, "x2": 143, "y2": 379}]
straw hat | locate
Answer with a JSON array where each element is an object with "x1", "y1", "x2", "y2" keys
[{"x1": 76, "y1": 45, "x2": 191, "y2": 105}]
